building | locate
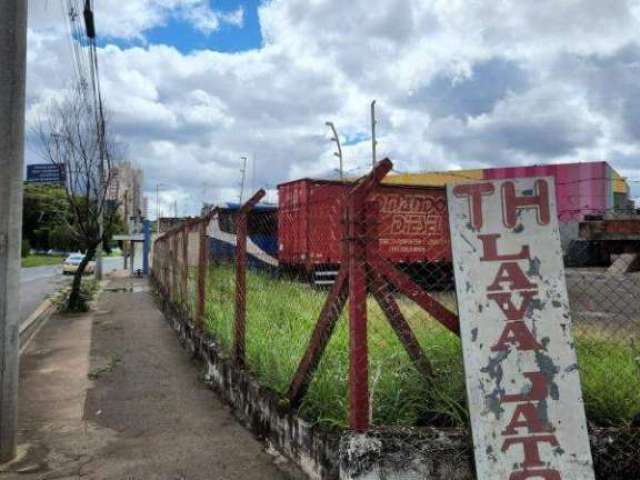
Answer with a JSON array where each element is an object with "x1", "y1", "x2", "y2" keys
[
  {"x1": 383, "y1": 161, "x2": 632, "y2": 249},
  {"x1": 108, "y1": 161, "x2": 144, "y2": 223}
]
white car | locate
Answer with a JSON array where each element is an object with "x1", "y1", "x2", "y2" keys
[{"x1": 62, "y1": 253, "x2": 96, "y2": 275}]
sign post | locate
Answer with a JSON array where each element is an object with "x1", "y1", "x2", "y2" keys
[{"x1": 447, "y1": 177, "x2": 595, "y2": 480}]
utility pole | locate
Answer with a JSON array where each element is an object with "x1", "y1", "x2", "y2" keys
[
  {"x1": 0, "y1": 0, "x2": 28, "y2": 463},
  {"x1": 325, "y1": 121, "x2": 343, "y2": 180},
  {"x1": 371, "y1": 100, "x2": 377, "y2": 168},
  {"x1": 239, "y1": 156, "x2": 248, "y2": 204},
  {"x1": 84, "y1": 0, "x2": 104, "y2": 281}
]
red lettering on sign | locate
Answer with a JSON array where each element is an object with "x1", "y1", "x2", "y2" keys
[
  {"x1": 453, "y1": 183, "x2": 495, "y2": 230},
  {"x1": 502, "y1": 179, "x2": 551, "y2": 228},
  {"x1": 491, "y1": 321, "x2": 543, "y2": 352},
  {"x1": 502, "y1": 435, "x2": 559, "y2": 469},
  {"x1": 460, "y1": 180, "x2": 573, "y2": 478},
  {"x1": 502, "y1": 372, "x2": 549, "y2": 403},
  {"x1": 509, "y1": 469, "x2": 561, "y2": 480},
  {"x1": 479, "y1": 233, "x2": 530, "y2": 262},
  {"x1": 488, "y1": 262, "x2": 536, "y2": 291},
  {"x1": 487, "y1": 290, "x2": 538, "y2": 321},
  {"x1": 502, "y1": 403, "x2": 552, "y2": 436}
]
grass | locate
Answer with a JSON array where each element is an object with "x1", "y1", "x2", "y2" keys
[
  {"x1": 200, "y1": 264, "x2": 640, "y2": 429},
  {"x1": 51, "y1": 277, "x2": 99, "y2": 313},
  {"x1": 21, "y1": 254, "x2": 64, "y2": 268},
  {"x1": 88, "y1": 353, "x2": 122, "y2": 380}
]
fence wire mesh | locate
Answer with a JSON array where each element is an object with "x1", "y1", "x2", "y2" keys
[{"x1": 151, "y1": 182, "x2": 639, "y2": 478}]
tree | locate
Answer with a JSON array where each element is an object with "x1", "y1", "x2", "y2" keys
[
  {"x1": 36, "y1": 87, "x2": 123, "y2": 310},
  {"x1": 22, "y1": 183, "x2": 77, "y2": 252}
]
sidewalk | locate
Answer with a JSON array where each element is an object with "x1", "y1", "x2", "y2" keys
[{"x1": 1, "y1": 274, "x2": 297, "y2": 479}]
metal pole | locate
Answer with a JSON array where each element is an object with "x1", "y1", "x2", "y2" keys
[
  {"x1": 234, "y1": 189, "x2": 266, "y2": 367},
  {"x1": 325, "y1": 121, "x2": 343, "y2": 180},
  {"x1": 123, "y1": 189, "x2": 129, "y2": 270},
  {"x1": 371, "y1": 100, "x2": 377, "y2": 168},
  {"x1": 234, "y1": 212, "x2": 247, "y2": 366},
  {"x1": 347, "y1": 200, "x2": 369, "y2": 431},
  {"x1": 196, "y1": 219, "x2": 207, "y2": 328},
  {"x1": 0, "y1": 0, "x2": 28, "y2": 462},
  {"x1": 143, "y1": 220, "x2": 150, "y2": 276}
]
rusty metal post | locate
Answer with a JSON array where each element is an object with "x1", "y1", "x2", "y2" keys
[
  {"x1": 196, "y1": 219, "x2": 208, "y2": 328},
  {"x1": 171, "y1": 233, "x2": 179, "y2": 301},
  {"x1": 234, "y1": 212, "x2": 248, "y2": 365},
  {"x1": 285, "y1": 266, "x2": 349, "y2": 407},
  {"x1": 181, "y1": 224, "x2": 189, "y2": 308},
  {"x1": 347, "y1": 199, "x2": 369, "y2": 431},
  {"x1": 161, "y1": 237, "x2": 167, "y2": 297},
  {"x1": 233, "y1": 189, "x2": 266, "y2": 367},
  {"x1": 345, "y1": 159, "x2": 393, "y2": 431}
]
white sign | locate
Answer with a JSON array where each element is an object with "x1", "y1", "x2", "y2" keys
[{"x1": 447, "y1": 177, "x2": 595, "y2": 480}]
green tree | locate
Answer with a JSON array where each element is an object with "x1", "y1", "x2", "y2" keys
[{"x1": 22, "y1": 183, "x2": 78, "y2": 252}]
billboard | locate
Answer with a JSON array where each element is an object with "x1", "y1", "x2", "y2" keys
[
  {"x1": 447, "y1": 177, "x2": 595, "y2": 480},
  {"x1": 26, "y1": 163, "x2": 65, "y2": 184}
]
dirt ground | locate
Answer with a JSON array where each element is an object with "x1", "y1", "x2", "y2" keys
[{"x1": 1, "y1": 275, "x2": 299, "y2": 480}]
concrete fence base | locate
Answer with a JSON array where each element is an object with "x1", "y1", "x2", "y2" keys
[{"x1": 151, "y1": 277, "x2": 639, "y2": 480}]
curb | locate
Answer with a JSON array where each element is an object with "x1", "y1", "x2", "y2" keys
[
  {"x1": 19, "y1": 278, "x2": 111, "y2": 354},
  {"x1": 19, "y1": 297, "x2": 57, "y2": 355}
]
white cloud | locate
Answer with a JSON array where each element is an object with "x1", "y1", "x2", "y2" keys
[{"x1": 25, "y1": 0, "x2": 640, "y2": 216}]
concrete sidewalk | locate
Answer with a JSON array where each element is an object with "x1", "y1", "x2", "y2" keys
[{"x1": 1, "y1": 275, "x2": 297, "y2": 479}]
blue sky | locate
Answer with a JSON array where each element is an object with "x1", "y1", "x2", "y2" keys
[
  {"x1": 25, "y1": 0, "x2": 640, "y2": 214},
  {"x1": 100, "y1": 0, "x2": 263, "y2": 53}
]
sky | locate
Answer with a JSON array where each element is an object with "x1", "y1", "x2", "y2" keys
[{"x1": 25, "y1": 0, "x2": 640, "y2": 218}]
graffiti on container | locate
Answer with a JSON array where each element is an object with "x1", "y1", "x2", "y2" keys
[{"x1": 447, "y1": 177, "x2": 595, "y2": 480}]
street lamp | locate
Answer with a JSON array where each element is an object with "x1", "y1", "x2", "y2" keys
[{"x1": 325, "y1": 121, "x2": 343, "y2": 180}]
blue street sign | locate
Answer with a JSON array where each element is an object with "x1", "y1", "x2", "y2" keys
[{"x1": 26, "y1": 164, "x2": 65, "y2": 184}]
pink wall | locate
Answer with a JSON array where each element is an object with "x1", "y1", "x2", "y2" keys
[{"x1": 483, "y1": 162, "x2": 610, "y2": 221}]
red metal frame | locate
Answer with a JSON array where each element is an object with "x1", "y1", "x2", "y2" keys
[
  {"x1": 368, "y1": 256, "x2": 460, "y2": 335},
  {"x1": 285, "y1": 266, "x2": 349, "y2": 407},
  {"x1": 369, "y1": 268, "x2": 433, "y2": 378},
  {"x1": 234, "y1": 189, "x2": 266, "y2": 367},
  {"x1": 285, "y1": 158, "x2": 460, "y2": 431}
]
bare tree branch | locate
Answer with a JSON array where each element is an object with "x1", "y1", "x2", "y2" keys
[{"x1": 34, "y1": 84, "x2": 125, "y2": 310}]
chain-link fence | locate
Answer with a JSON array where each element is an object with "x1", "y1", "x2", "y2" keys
[{"x1": 151, "y1": 161, "x2": 639, "y2": 478}]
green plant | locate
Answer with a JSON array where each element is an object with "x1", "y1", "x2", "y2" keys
[
  {"x1": 52, "y1": 277, "x2": 99, "y2": 313},
  {"x1": 198, "y1": 264, "x2": 640, "y2": 429}
]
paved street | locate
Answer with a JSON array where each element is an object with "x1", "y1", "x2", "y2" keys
[{"x1": 19, "y1": 257, "x2": 123, "y2": 324}]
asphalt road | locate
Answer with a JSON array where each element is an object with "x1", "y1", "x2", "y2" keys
[{"x1": 20, "y1": 256, "x2": 123, "y2": 325}]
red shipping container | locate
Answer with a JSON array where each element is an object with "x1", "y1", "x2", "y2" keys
[{"x1": 277, "y1": 179, "x2": 451, "y2": 270}]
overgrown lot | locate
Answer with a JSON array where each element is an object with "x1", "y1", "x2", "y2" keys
[{"x1": 202, "y1": 264, "x2": 640, "y2": 429}]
